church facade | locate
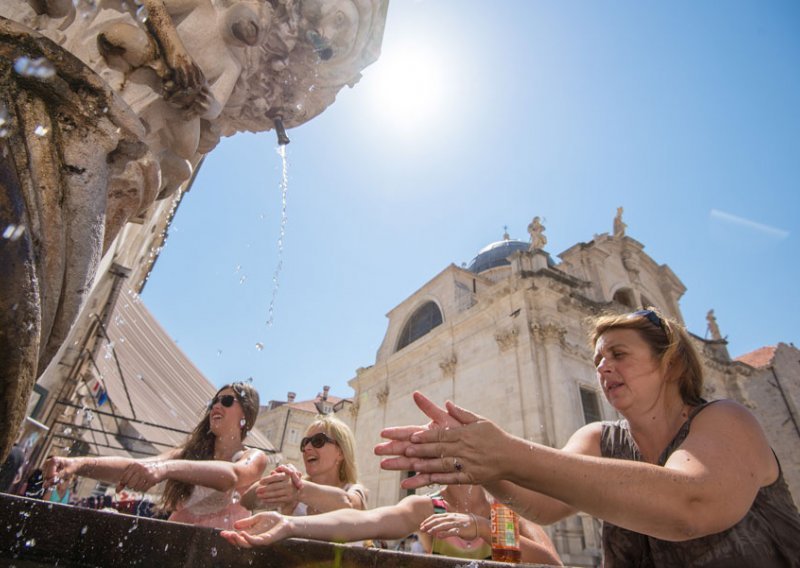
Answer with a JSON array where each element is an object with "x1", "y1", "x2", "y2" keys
[{"x1": 347, "y1": 214, "x2": 800, "y2": 567}]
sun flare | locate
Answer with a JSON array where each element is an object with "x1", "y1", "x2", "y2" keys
[{"x1": 367, "y1": 44, "x2": 445, "y2": 132}]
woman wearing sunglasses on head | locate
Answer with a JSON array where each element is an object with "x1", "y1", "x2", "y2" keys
[
  {"x1": 241, "y1": 414, "x2": 367, "y2": 517},
  {"x1": 44, "y1": 382, "x2": 268, "y2": 529},
  {"x1": 376, "y1": 309, "x2": 800, "y2": 567}
]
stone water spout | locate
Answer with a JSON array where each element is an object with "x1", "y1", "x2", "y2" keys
[{"x1": 0, "y1": 0, "x2": 389, "y2": 461}]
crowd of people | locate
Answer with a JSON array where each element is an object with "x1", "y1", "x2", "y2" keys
[{"x1": 4, "y1": 308, "x2": 799, "y2": 565}]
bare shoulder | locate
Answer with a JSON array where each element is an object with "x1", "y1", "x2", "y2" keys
[
  {"x1": 683, "y1": 399, "x2": 778, "y2": 484},
  {"x1": 562, "y1": 421, "x2": 603, "y2": 457},
  {"x1": 692, "y1": 399, "x2": 768, "y2": 436}
]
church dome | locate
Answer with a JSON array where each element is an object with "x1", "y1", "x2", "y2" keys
[{"x1": 467, "y1": 239, "x2": 530, "y2": 273}]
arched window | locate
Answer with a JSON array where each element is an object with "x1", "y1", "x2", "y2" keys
[
  {"x1": 613, "y1": 287, "x2": 635, "y2": 309},
  {"x1": 396, "y1": 301, "x2": 443, "y2": 351}
]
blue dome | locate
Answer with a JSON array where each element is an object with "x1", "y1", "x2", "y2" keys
[{"x1": 467, "y1": 239, "x2": 529, "y2": 273}]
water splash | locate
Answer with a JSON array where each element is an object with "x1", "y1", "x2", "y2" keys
[
  {"x1": 255, "y1": 342, "x2": 264, "y2": 351},
  {"x1": 2, "y1": 224, "x2": 25, "y2": 241},
  {"x1": 13, "y1": 56, "x2": 56, "y2": 80},
  {"x1": 266, "y1": 144, "x2": 289, "y2": 328},
  {"x1": 0, "y1": 104, "x2": 11, "y2": 138},
  {"x1": 33, "y1": 125, "x2": 49, "y2": 137}
]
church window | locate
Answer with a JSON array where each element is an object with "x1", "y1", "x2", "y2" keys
[
  {"x1": 579, "y1": 387, "x2": 602, "y2": 424},
  {"x1": 397, "y1": 301, "x2": 443, "y2": 351}
]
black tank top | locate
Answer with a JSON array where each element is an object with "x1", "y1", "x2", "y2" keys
[{"x1": 600, "y1": 400, "x2": 800, "y2": 567}]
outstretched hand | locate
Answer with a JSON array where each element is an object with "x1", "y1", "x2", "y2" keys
[
  {"x1": 419, "y1": 511, "x2": 481, "y2": 541},
  {"x1": 116, "y1": 461, "x2": 165, "y2": 493},
  {"x1": 220, "y1": 512, "x2": 291, "y2": 548},
  {"x1": 43, "y1": 456, "x2": 77, "y2": 489},
  {"x1": 376, "y1": 392, "x2": 511, "y2": 488},
  {"x1": 374, "y1": 391, "x2": 465, "y2": 458}
]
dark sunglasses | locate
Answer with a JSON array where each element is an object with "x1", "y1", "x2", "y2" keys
[
  {"x1": 632, "y1": 309, "x2": 665, "y2": 332},
  {"x1": 300, "y1": 432, "x2": 337, "y2": 452},
  {"x1": 208, "y1": 394, "x2": 238, "y2": 410}
]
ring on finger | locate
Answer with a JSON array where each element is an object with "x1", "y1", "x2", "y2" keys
[{"x1": 453, "y1": 458, "x2": 463, "y2": 472}]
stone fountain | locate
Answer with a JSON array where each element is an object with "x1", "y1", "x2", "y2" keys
[{"x1": 0, "y1": 0, "x2": 389, "y2": 462}]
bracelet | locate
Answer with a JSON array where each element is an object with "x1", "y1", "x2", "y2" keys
[{"x1": 470, "y1": 513, "x2": 479, "y2": 540}]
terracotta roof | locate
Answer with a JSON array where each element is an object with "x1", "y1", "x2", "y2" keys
[
  {"x1": 74, "y1": 296, "x2": 277, "y2": 458},
  {"x1": 735, "y1": 345, "x2": 777, "y2": 369}
]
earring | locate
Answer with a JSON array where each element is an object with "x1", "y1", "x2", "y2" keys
[{"x1": 240, "y1": 418, "x2": 247, "y2": 428}]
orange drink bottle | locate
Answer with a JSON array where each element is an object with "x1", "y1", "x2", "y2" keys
[{"x1": 490, "y1": 502, "x2": 521, "y2": 563}]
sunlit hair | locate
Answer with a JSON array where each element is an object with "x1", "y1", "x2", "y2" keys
[
  {"x1": 162, "y1": 381, "x2": 260, "y2": 511},
  {"x1": 589, "y1": 308, "x2": 705, "y2": 405},
  {"x1": 305, "y1": 414, "x2": 359, "y2": 485}
]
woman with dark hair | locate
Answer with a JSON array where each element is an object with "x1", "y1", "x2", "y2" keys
[
  {"x1": 44, "y1": 382, "x2": 267, "y2": 529},
  {"x1": 377, "y1": 309, "x2": 800, "y2": 567}
]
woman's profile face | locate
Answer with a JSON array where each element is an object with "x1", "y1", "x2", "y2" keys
[
  {"x1": 594, "y1": 328, "x2": 664, "y2": 412},
  {"x1": 208, "y1": 388, "x2": 246, "y2": 438},
  {"x1": 301, "y1": 425, "x2": 343, "y2": 481}
]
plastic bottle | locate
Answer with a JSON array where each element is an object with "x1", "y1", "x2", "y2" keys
[{"x1": 490, "y1": 502, "x2": 521, "y2": 563}]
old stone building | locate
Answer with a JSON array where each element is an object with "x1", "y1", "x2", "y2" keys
[{"x1": 347, "y1": 215, "x2": 800, "y2": 567}]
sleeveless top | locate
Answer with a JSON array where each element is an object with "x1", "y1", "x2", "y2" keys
[
  {"x1": 600, "y1": 401, "x2": 800, "y2": 567},
  {"x1": 428, "y1": 492, "x2": 493, "y2": 560},
  {"x1": 168, "y1": 450, "x2": 251, "y2": 530}
]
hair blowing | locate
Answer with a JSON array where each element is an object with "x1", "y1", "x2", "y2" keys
[
  {"x1": 589, "y1": 308, "x2": 705, "y2": 405},
  {"x1": 161, "y1": 381, "x2": 260, "y2": 512}
]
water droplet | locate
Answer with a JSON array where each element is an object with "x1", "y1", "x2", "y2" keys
[
  {"x1": 239, "y1": 275, "x2": 247, "y2": 284},
  {"x1": 0, "y1": 105, "x2": 11, "y2": 138},
  {"x1": 118, "y1": 541, "x2": 123, "y2": 548},
  {"x1": 231, "y1": 490, "x2": 241, "y2": 505},
  {"x1": 164, "y1": 544, "x2": 169, "y2": 552},
  {"x1": 216, "y1": 349, "x2": 222, "y2": 357},
  {"x1": 255, "y1": 342, "x2": 264, "y2": 351},
  {"x1": 210, "y1": 547, "x2": 217, "y2": 557},
  {"x1": 33, "y1": 125, "x2": 48, "y2": 137},
  {"x1": 24, "y1": 539, "x2": 35, "y2": 548},
  {"x1": 63, "y1": 427, "x2": 72, "y2": 435},
  {"x1": 3, "y1": 224, "x2": 26, "y2": 241},
  {"x1": 13, "y1": 56, "x2": 55, "y2": 79},
  {"x1": 81, "y1": 526, "x2": 88, "y2": 535}
]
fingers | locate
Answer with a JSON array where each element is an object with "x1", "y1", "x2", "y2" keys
[
  {"x1": 233, "y1": 514, "x2": 261, "y2": 531},
  {"x1": 220, "y1": 531, "x2": 252, "y2": 549},
  {"x1": 412, "y1": 391, "x2": 452, "y2": 424},
  {"x1": 445, "y1": 401, "x2": 481, "y2": 425},
  {"x1": 379, "y1": 425, "x2": 426, "y2": 442},
  {"x1": 374, "y1": 439, "x2": 414, "y2": 457},
  {"x1": 379, "y1": 456, "x2": 423, "y2": 472}
]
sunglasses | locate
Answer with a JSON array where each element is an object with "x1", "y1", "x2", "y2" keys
[
  {"x1": 208, "y1": 394, "x2": 238, "y2": 410},
  {"x1": 632, "y1": 309, "x2": 665, "y2": 332},
  {"x1": 300, "y1": 432, "x2": 337, "y2": 452}
]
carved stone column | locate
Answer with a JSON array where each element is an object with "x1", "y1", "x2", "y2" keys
[{"x1": 531, "y1": 321, "x2": 574, "y2": 448}]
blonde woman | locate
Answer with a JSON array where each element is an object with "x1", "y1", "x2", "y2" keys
[
  {"x1": 44, "y1": 382, "x2": 267, "y2": 529},
  {"x1": 242, "y1": 414, "x2": 366, "y2": 515}
]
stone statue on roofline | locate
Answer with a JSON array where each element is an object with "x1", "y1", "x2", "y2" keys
[
  {"x1": 706, "y1": 309, "x2": 723, "y2": 341},
  {"x1": 528, "y1": 216, "x2": 547, "y2": 251},
  {"x1": 0, "y1": 0, "x2": 388, "y2": 462},
  {"x1": 613, "y1": 206, "x2": 627, "y2": 238}
]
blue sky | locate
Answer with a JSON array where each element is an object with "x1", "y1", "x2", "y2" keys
[{"x1": 141, "y1": 1, "x2": 800, "y2": 405}]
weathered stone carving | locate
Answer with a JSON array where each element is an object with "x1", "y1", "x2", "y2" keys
[
  {"x1": 495, "y1": 327, "x2": 519, "y2": 352},
  {"x1": 375, "y1": 384, "x2": 389, "y2": 405},
  {"x1": 439, "y1": 354, "x2": 457, "y2": 378},
  {"x1": 706, "y1": 309, "x2": 722, "y2": 341},
  {"x1": 527, "y1": 215, "x2": 547, "y2": 251},
  {"x1": 613, "y1": 206, "x2": 626, "y2": 238},
  {"x1": 530, "y1": 321, "x2": 567, "y2": 346},
  {"x1": 0, "y1": 0, "x2": 387, "y2": 461}
]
